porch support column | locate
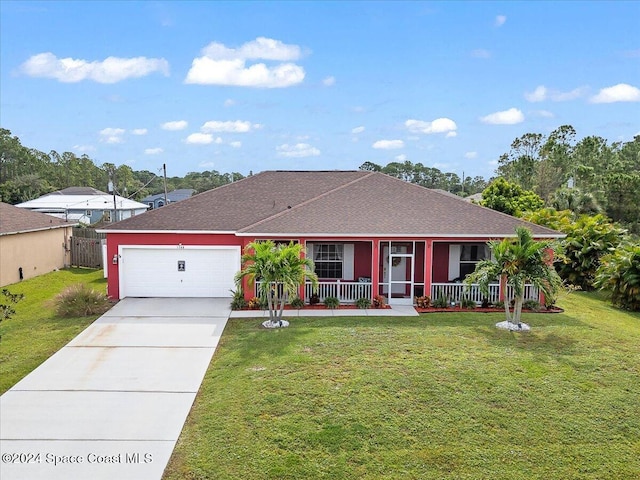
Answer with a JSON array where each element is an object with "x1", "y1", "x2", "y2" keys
[
  {"x1": 425, "y1": 240, "x2": 433, "y2": 299},
  {"x1": 299, "y1": 238, "x2": 307, "y2": 301},
  {"x1": 240, "y1": 237, "x2": 252, "y2": 301},
  {"x1": 371, "y1": 239, "x2": 380, "y2": 300}
]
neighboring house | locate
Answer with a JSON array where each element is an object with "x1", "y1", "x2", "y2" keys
[
  {"x1": 140, "y1": 189, "x2": 196, "y2": 210},
  {"x1": 465, "y1": 192, "x2": 483, "y2": 203},
  {"x1": 100, "y1": 171, "x2": 563, "y2": 304},
  {"x1": 0, "y1": 202, "x2": 76, "y2": 286},
  {"x1": 17, "y1": 190, "x2": 149, "y2": 224}
]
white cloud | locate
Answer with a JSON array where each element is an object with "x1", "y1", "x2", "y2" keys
[
  {"x1": 525, "y1": 85, "x2": 547, "y2": 102},
  {"x1": 276, "y1": 143, "x2": 320, "y2": 158},
  {"x1": 495, "y1": 15, "x2": 507, "y2": 27},
  {"x1": 534, "y1": 110, "x2": 555, "y2": 118},
  {"x1": 464, "y1": 151, "x2": 477, "y2": 159},
  {"x1": 230, "y1": 141, "x2": 242, "y2": 148},
  {"x1": 201, "y1": 120, "x2": 258, "y2": 133},
  {"x1": 405, "y1": 118, "x2": 457, "y2": 135},
  {"x1": 99, "y1": 127, "x2": 125, "y2": 143},
  {"x1": 201, "y1": 36, "x2": 303, "y2": 61},
  {"x1": 223, "y1": 99, "x2": 236, "y2": 107},
  {"x1": 199, "y1": 161, "x2": 216, "y2": 168},
  {"x1": 186, "y1": 133, "x2": 213, "y2": 144},
  {"x1": 525, "y1": 85, "x2": 587, "y2": 102},
  {"x1": 144, "y1": 147, "x2": 163, "y2": 155},
  {"x1": 19, "y1": 52, "x2": 169, "y2": 83},
  {"x1": 446, "y1": 131, "x2": 457, "y2": 138},
  {"x1": 471, "y1": 49, "x2": 491, "y2": 59},
  {"x1": 372, "y1": 139, "x2": 404, "y2": 150},
  {"x1": 185, "y1": 37, "x2": 306, "y2": 88},
  {"x1": 323, "y1": 76, "x2": 336, "y2": 86},
  {"x1": 352, "y1": 126, "x2": 365, "y2": 134},
  {"x1": 161, "y1": 120, "x2": 188, "y2": 131},
  {"x1": 480, "y1": 108, "x2": 524, "y2": 125},
  {"x1": 73, "y1": 144, "x2": 95, "y2": 152},
  {"x1": 131, "y1": 128, "x2": 148, "y2": 135},
  {"x1": 395, "y1": 154, "x2": 407, "y2": 162},
  {"x1": 590, "y1": 83, "x2": 640, "y2": 103}
]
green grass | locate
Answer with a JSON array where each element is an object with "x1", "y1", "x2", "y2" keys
[
  {"x1": 0, "y1": 268, "x2": 107, "y2": 394},
  {"x1": 164, "y1": 292, "x2": 640, "y2": 480}
]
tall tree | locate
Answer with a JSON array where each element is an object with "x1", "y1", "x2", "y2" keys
[
  {"x1": 497, "y1": 133, "x2": 544, "y2": 191},
  {"x1": 480, "y1": 178, "x2": 544, "y2": 217}
]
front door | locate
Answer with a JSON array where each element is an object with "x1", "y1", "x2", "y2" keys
[{"x1": 382, "y1": 245, "x2": 414, "y2": 305}]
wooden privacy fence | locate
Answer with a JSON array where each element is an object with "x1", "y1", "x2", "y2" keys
[{"x1": 70, "y1": 227, "x2": 105, "y2": 269}]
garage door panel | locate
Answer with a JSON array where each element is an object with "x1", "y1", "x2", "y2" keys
[{"x1": 119, "y1": 247, "x2": 239, "y2": 298}]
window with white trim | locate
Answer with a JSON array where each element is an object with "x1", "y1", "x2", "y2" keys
[
  {"x1": 314, "y1": 244, "x2": 343, "y2": 279},
  {"x1": 459, "y1": 243, "x2": 490, "y2": 278}
]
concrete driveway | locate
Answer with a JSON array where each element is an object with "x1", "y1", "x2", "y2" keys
[{"x1": 0, "y1": 298, "x2": 230, "y2": 480}]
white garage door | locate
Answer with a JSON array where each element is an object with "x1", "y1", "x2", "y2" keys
[{"x1": 119, "y1": 246, "x2": 240, "y2": 298}]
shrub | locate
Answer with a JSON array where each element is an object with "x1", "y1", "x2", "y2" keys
[
  {"x1": 290, "y1": 297, "x2": 305, "y2": 309},
  {"x1": 523, "y1": 299, "x2": 542, "y2": 311},
  {"x1": 594, "y1": 242, "x2": 640, "y2": 311},
  {"x1": 356, "y1": 297, "x2": 371, "y2": 309},
  {"x1": 432, "y1": 295, "x2": 449, "y2": 308},
  {"x1": 230, "y1": 289, "x2": 247, "y2": 310},
  {"x1": 324, "y1": 296, "x2": 340, "y2": 309},
  {"x1": 308, "y1": 293, "x2": 320, "y2": 305},
  {"x1": 415, "y1": 295, "x2": 431, "y2": 308},
  {"x1": 494, "y1": 300, "x2": 505, "y2": 309},
  {"x1": 461, "y1": 296, "x2": 476, "y2": 309},
  {"x1": 54, "y1": 283, "x2": 111, "y2": 318},
  {"x1": 481, "y1": 298, "x2": 490, "y2": 309},
  {"x1": 372, "y1": 295, "x2": 386, "y2": 308}
]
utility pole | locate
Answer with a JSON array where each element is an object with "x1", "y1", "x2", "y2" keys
[
  {"x1": 163, "y1": 163, "x2": 168, "y2": 206},
  {"x1": 111, "y1": 168, "x2": 117, "y2": 222}
]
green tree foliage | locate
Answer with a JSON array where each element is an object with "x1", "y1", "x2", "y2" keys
[
  {"x1": 480, "y1": 177, "x2": 544, "y2": 217},
  {"x1": 358, "y1": 160, "x2": 485, "y2": 195},
  {"x1": 235, "y1": 241, "x2": 318, "y2": 327},
  {"x1": 521, "y1": 208, "x2": 575, "y2": 232},
  {"x1": 465, "y1": 227, "x2": 563, "y2": 327},
  {"x1": 497, "y1": 132, "x2": 544, "y2": 191},
  {"x1": 594, "y1": 242, "x2": 640, "y2": 311},
  {"x1": 556, "y1": 214, "x2": 626, "y2": 290},
  {"x1": 550, "y1": 187, "x2": 602, "y2": 215}
]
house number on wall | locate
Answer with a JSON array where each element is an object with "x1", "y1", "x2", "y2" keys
[{"x1": 178, "y1": 261, "x2": 185, "y2": 271}]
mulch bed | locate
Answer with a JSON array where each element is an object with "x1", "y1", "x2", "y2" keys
[{"x1": 416, "y1": 306, "x2": 564, "y2": 314}]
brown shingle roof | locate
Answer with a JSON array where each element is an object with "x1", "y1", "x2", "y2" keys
[
  {"x1": 0, "y1": 202, "x2": 74, "y2": 235},
  {"x1": 103, "y1": 171, "x2": 562, "y2": 237}
]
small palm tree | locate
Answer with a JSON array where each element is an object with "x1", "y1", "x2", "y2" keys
[
  {"x1": 235, "y1": 240, "x2": 318, "y2": 327},
  {"x1": 465, "y1": 226, "x2": 563, "y2": 329}
]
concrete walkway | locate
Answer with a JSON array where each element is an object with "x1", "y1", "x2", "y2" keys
[{"x1": 0, "y1": 298, "x2": 230, "y2": 480}]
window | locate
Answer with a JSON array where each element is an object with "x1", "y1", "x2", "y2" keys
[
  {"x1": 460, "y1": 243, "x2": 490, "y2": 278},
  {"x1": 314, "y1": 244, "x2": 343, "y2": 279}
]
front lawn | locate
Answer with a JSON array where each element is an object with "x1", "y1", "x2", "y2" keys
[
  {"x1": 165, "y1": 292, "x2": 640, "y2": 480},
  {"x1": 0, "y1": 268, "x2": 107, "y2": 394}
]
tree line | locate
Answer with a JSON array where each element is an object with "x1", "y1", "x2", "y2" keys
[{"x1": 0, "y1": 128, "x2": 244, "y2": 204}]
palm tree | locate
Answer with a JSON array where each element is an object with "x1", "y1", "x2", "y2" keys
[
  {"x1": 235, "y1": 240, "x2": 318, "y2": 327},
  {"x1": 465, "y1": 226, "x2": 563, "y2": 329}
]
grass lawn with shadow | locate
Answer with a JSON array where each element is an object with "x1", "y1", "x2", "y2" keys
[{"x1": 164, "y1": 291, "x2": 639, "y2": 480}]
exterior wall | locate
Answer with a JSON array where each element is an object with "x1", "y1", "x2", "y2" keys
[
  {"x1": 353, "y1": 242, "x2": 373, "y2": 280},
  {"x1": 432, "y1": 243, "x2": 450, "y2": 283},
  {"x1": 0, "y1": 227, "x2": 72, "y2": 287},
  {"x1": 106, "y1": 232, "x2": 240, "y2": 299}
]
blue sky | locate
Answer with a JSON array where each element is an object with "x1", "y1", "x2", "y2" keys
[{"x1": 1, "y1": 1, "x2": 638, "y2": 180}]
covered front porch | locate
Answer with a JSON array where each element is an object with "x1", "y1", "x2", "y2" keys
[{"x1": 252, "y1": 239, "x2": 542, "y2": 306}]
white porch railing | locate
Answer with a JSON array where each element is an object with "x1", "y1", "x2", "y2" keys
[
  {"x1": 430, "y1": 283, "x2": 539, "y2": 305},
  {"x1": 254, "y1": 280, "x2": 372, "y2": 304},
  {"x1": 305, "y1": 281, "x2": 372, "y2": 304}
]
